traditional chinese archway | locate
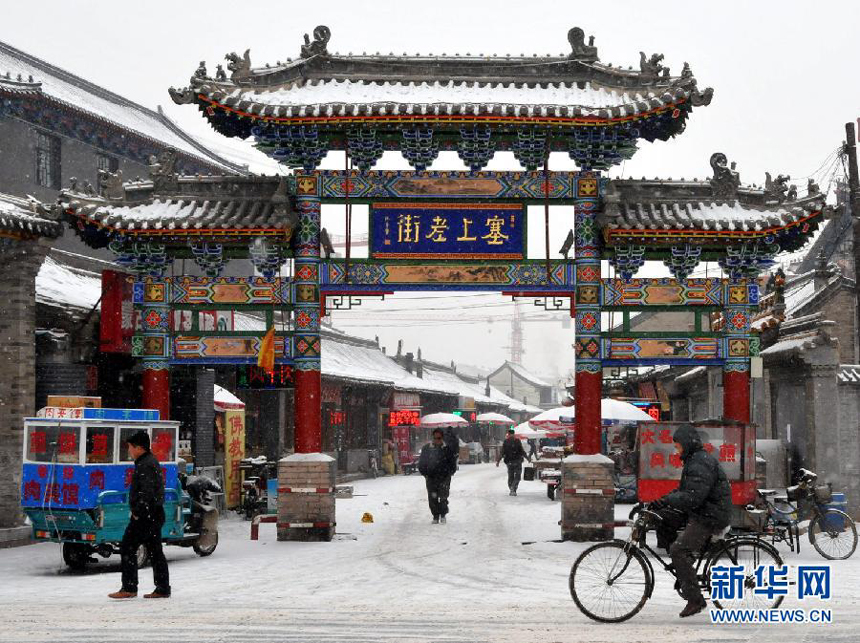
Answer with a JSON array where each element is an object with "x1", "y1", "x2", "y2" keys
[{"x1": 59, "y1": 26, "x2": 822, "y2": 541}]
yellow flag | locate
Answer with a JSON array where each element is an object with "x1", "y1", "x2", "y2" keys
[{"x1": 257, "y1": 326, "x2": 276, "y2": 374}]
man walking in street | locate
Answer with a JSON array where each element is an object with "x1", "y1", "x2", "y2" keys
[
  {"x1": 109, "y1": 430, "x2": 171, "y2": 599},
  {"x1": 418, "y1": 427, "x2": 458, "y2": 524},
  {"x1": 496, "y1": 428, "x2": 531, "y2": 496},
  {"x1": 650, "y1": 424, "x2": 731, "y2": 618}
]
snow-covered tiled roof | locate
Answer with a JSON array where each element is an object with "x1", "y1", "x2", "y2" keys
[
  {"x1": 490, "y1": 361, "x2": 552, "y2": 389},
  {"x1": 0, "y1": 192, "x2": 62, "y2": 238},
  {"x1": 838, "y1": 365, "x2": 860, "y2": 384},
  {"x1": 36, "y1": 255, "x2": 101, "y2": 311},
  {"x1": 66, "y1": 196, "x2": 287, "y2": 232},
  {"x1": 60, "y1": 175, "x2": 295, "y2": 235},
  {"x1": 0, "y1": 40, "x2": 240, "y2": 173},
  {"x1": 208, "y1": 79, "x2": 691, "y2": 120}
]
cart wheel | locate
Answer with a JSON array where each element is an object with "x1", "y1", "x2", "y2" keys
[
  {"x1": 62, "y1": 543, "x2": 91, "y2": 571},
  {"x1": 135, "y1": 543, "x2": 150, "y2": 568},
  {"x1": 547, "y1": 485, "x2": 556, "y2": 501},
  {"x1": 193, "y1": 531, "x2": 219, "y2": 557}
]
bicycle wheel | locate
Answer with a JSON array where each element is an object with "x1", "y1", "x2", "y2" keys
[
  {"x1": 809, "y1": 510, "x2": 858, "y2": 560},
  {"x1": 707, "y1": 539, "x2": 784, "y2": 611},
  {"x1": 570, "y1": 541, "x2": 651, "y2": 623}
]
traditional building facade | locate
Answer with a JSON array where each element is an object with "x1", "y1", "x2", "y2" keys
[{"x1": 42, "y1": 25, "x2": 822, "y2": 541}]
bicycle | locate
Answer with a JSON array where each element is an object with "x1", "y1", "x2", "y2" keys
[
  {"x1": 755, "y1": 468, "x2": 857, "y2": 560},
  {"x1": 569, "y1": 503, "x2": 784, "y2": 623}
]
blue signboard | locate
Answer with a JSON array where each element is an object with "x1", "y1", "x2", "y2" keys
[
  {"x1": 371, "y1": 203, "x2": 525, "y2": 259},
  {"x1": 21, "y1": 463, "x2": 178, "y2": 510}
]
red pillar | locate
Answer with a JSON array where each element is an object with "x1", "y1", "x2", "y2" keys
[
  {"x1": 142, "y1": 369, "x2": 170, "y2": 420},
  {"x1": 294, "y1": 369, "x2": 321, "y2": 453},
  {"x1": 575, "y1": 370, "x2": 602, "y2": 454},
  {"x1": 723, "y1": 369, "x2": 750, "y2": 424}
]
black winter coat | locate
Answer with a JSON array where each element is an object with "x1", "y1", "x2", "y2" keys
[
  {"x1": 418, "y1": 428, "x2": 458, "y2": 479},
  {"x1": 662, "y1": 425, "x2": 732, "y2": 529},
  {"x1": 499, "y1": 437, "x2": 528, "y2": 465},
  {"x1": 129, "y1": 451, "x2": 165, "y2": 523}
]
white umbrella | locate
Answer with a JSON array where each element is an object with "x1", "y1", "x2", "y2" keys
[
  {"x1": 601, "y1": 398, "x2": 657, "y2": 422},
  {"x1": 475, "y1": 412, "x2": 515, "y2": 426},
  {"x1": 420, "y1": 412, "x2": 469, "y2": 428},
  {"x1": 548, "y1": 399, "x2": 657, "y2": 423},
  {"x1": 528, "y1": 407, "x2": 576, "y2": 430},
  {"x1": 512, "y1": 422, "x2": 547, "y2": 439}
]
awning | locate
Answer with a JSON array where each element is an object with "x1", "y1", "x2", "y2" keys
[{"x1": 214, "y1": 384, "x2": 245, "y2": 412}]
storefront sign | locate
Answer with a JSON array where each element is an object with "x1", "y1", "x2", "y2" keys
[
  {"x1": 392, "y1": 392, "x2": 420, "y2": 409},
  {"x1": 236, "y1": 365, "x2": 294, "y2": 389},
  {"x1": 371, "y1": 203, "x2": 525, "y2": 259},
  {"x1": 388, "y1": 409, "x2": 420, "y2": 427},
  {"x1": 223, "y1": 409, "x2": 245, "y2": 509}
]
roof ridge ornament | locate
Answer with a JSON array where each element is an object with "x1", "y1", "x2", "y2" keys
[
  {"x1": 639, "y1": 52, "x2": 666, "y2": 81},
  {"x1": 148, "y1": 148, "x2": 178, "y2": 192},
  {"x1": 764, "y1": 171, "x2": 791, "y2": 203},
  {"x1": 567, "y1": 27, "x2": 598, "y2": 62},
  {"x1": 225, "y1": 49, "x2": 252, "y2": 82},
  {"x1": 709, "y1": 152, "x2": 740, "y2": 200},
  {"x1": 301, "y1": 25, "x2": 331, "y2": 58}
]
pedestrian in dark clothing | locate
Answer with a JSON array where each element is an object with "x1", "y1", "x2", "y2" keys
[
  {"x1": 650, "y1": 424, "x2": 731, "y2": 618},
  {"x1": 527, "y1": 438, "x2": 538, "y2": 461},
  {"x1": 417, "y1": 427, "x2": 458, "y2": 524},
  {"x1": 496, "y1": 429, "x2": 531, "y2": 496},
  {"x1": 109, "y1": 430, "x2": 171, "y2": 599}
]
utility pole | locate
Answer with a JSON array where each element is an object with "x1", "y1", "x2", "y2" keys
[{"x1": 847, "y1": 121, "x2": 860, "y2": 362}]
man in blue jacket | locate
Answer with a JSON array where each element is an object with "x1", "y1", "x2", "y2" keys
[{"x1": 418, "y1": 427, "x2": 458, "y2": 524}]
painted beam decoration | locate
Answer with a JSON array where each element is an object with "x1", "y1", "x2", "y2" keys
[
  {"x1": 601, "y1": 336, "x2": 722, "y2": 366},
  {"x1": 137, "y1": 276, "x2": 291, "y2": 306},
  {"x1": 131, "y1": 276, "x2": 293, "y2": 366},
  {"x1": 601, "y1": 278, "x2": 724, "y2": 307},
  {"x1": 320, "y1": 260, "x2": 574, "y2": 292},
  {"x1": 173, "y1": 335, "x2": 290, "y2": 365},
  {"x1": 371, "y1": 203, "x2": 525, "y2": 259},
  {"x1": 319, "y1": 170, "x2": 576, "y2": 201}
]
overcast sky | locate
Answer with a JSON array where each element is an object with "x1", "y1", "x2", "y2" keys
[{"x1": 4, "y1": 1, "x2": 858, "y2": 381}]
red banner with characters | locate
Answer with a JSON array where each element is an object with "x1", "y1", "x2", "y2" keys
[
  {"x1": 223, "y1": 410, "x2": 245, "y2": 508},
  {"x1": 638, "y1": 421, "x2": 755, "y2": 504}
]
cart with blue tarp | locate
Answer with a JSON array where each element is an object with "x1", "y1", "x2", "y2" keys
[{"x1": 21, "y1": 407, "x2": 218, "y2": 569}]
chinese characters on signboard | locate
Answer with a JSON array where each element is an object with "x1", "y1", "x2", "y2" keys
[
  {"x1": 371, "y1": 203, "x2": 525, "y2": 259},
  {"x1": 236, "y1": 365, "x2": 294, "y2": 389},
  {"x1": 639, "y1": 424, "x2": 746, "y2": 481},
  {"x1": 223, "y1": 410, "x2": 245, "y2": 508}
]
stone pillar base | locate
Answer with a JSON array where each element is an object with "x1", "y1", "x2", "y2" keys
[
  {"x1": 277, "y1": 453, "x2": 336, "y2": 542},
  {"x1": 0, "y1": 526, "x2": 31, "y2": 549},
  {"x1": 560, "y1": 454, "x2": 615, "y2": 542}
]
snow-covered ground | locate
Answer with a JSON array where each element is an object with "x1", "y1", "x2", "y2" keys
[{"x1": 1, "y1": 464, "x2": 858, "y2": 642}]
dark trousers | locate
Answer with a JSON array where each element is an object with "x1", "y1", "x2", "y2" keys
[
  {"x1": 506, "y1": 463, "x2": 523, "y2": 491},
  {"x1": 120, "y1": 508, "x2": 170, "y2": 594},
  {"x1": 425, "y1": 475, "x2": 451, "y2": 518},
  {"x1": 669, "y1": 518, "x2": 714, "y2": 602}
]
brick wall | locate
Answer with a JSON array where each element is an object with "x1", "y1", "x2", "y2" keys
[{"x1": 0, "y1": 240, "x2": 50, "y2": 528}]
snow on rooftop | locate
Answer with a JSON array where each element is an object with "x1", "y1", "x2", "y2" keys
[
  {"x1": 230, "y1": 79, "x2": 657, "y2": 111},
  {"x1": 0, "y1": 41, "x2": 235, "y2": 171},
  {"x1": 36, "y1": 255, "x2": 101, "y2": 312},
  {"x1": 500, "y1": 361, "x2": 552, "y2": 389},
  {"x1": 783, "y1": 276, "x2": 818, "y2": 317}
]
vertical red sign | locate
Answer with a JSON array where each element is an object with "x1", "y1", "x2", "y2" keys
[{"x1": 100, "y1": 270, "x2": 135, "y2": 353}]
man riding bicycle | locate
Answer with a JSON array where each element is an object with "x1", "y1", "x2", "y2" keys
[{"x1": 650, "y1": 424, "x2": 732, "y2": 618}]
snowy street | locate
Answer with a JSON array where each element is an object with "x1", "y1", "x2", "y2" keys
[{"x1": 1, "y1": 464, "x2": 858, "y2": 642}]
